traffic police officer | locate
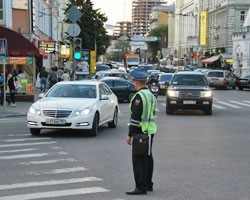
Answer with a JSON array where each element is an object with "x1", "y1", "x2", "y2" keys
[{"x1": 126, "y1": 70, "x2": 157, "y2": 195}]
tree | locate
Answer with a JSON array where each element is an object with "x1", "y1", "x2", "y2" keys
[
  {"x1": 147, "y1": 25, "x2": 168, "y2": 63},
  {"x1": 65, "y1": 0, "x2": 110, "y2": 59}
]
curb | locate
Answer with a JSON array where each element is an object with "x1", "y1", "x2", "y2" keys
[{"x1": 0, "y1": 112, "x2": 27, "y2": 118}]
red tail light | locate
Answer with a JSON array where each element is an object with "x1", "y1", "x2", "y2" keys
[{"x1": 223, "y1": 78, "x2": 227, "y2": 84}]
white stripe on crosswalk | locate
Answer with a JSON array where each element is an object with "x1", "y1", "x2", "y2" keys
[
  {"x1": 1, "y1": 138, "x2": 52, "y2": 142},
  {"x1": 212, "y1": 104, "x2": 226, "y2": 109},
  {"x1": 0, "y1": 141, "x2": 56, "y2": 148},
  {"x1": 0, "y1": 148, "x2": 37, "y2": 154},
  {"x1": 243, "y1": 100, "x2": 250, "y2": 104},
  {"x1": 0, "y1": 187, "x2": 109, "y2": 200},
  {"x1": 229, "y1": 101, "x2": 250, "y2": 107},
  {"x1": 19, "y1": 158, "x2": 77, "y2": 165},
  {"x1": 215, "y1": 101, "x2": 242, "y2": 108},
  {"x1": 0, "y1": 177, "x2": 102, "y2": 190},
  {"x1": 0, "y1": 153, "x2": 48, "y2": 160},
  {"x1": 26, "y1": 167, "x2": 89, "y2": 175}
]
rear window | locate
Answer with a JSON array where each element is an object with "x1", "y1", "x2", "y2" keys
[
  {"x1": 172, "y1": 74, "x2": 208, "y2": 86},
  {"x1": 160, "y1": 74, "x2": 173, "y2": 81},
  {"x1": 207, "y1": 71, "x2": 224, "y2": 77}
]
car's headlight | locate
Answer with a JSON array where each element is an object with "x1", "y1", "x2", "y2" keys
[
  {"x1": 28, "y1": 106, "x2": 41, "y2": 115},
  {"x1": 167, "y1": 90, "x2": 179, "y2": 97},
  {"x1": 200, "y1": 90, "x2": 212, "y2": 98},
  {"x1": 74, "y1": 107, "x2": 92, "y2": 116}
]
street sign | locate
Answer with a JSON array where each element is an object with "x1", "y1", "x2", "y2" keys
[
  {"x1": 38, "y1": 41, "x2": 56, "y2": 54},
  {"x1": 0, "y1": 38, "x2": 7, "y2": 56},
  {"x1": 66, "y1": 5, "x2": 83, "y2": 23},
  {"x1": 131, "y1": 35, "x2": 158, "y2": 42},
  {"x1": 67, "y1": 24, "x2": 81, "y2": 37}
]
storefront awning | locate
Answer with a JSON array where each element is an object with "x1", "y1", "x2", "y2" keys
[
  {"x1": 201, "y1": 55, "x2": 220, "y2": 64},
  {"x1": 0, "y1": 26, "x2": 40, "y2": 56}
]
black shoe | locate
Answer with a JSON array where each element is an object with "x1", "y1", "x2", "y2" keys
[
  {"x1": 147, "y1": 187, "x2": 153, "y2": 192},
  {"x1": 126, "y1": 188, "x2": 147, "y2": 195}
]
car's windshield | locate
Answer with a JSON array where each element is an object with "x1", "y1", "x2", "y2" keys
[
  {"x1": 46, "y1": 84, "x2": 97, "y2": 98},
  {"x1": 172, "y1": 74, "x2": 208, "y2": 86},
  {"x1": 160, "y1": 74, "x2": 173, "y2": 81},
  {"x1": 207, "y1": 71, "x2": 224, "y2": 77},
  {"x1": 242, "y1": 74, "x2": 250, "y2": 79}
]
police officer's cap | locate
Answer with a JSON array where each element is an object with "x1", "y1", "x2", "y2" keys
[{"x1": 130, "y1": 70, "x2": 148, "y2": 81}]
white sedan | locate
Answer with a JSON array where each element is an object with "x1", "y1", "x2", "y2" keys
[{"x1": 27, "y1": 80, "x2": 119, "y2": 136}]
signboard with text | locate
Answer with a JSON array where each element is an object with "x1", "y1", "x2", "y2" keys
[{"x1": 38, "y1": 41, "x2": 56, "y2": 54}]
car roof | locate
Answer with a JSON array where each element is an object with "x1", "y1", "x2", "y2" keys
[
  {"x1": 56, "y1": 80, "x2": 100, "y2": 86},
  {"x1": 100, "y1": 76, "x2": 130, "y2": 81},
  {"x1": 159, "y1": 73, "x2": 174, "y2": 76},
  {"x1": 174, "y1": 71, "x2": 204, "y2": 75}
]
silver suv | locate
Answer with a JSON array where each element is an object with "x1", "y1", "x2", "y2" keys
[{"x1": 206, "y1": 70, "x2": 236, "y2": 89}]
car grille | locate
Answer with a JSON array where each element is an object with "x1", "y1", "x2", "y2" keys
[
  {"x1": 42, "y1": 110, "x2": 72, "y2": 118},
  {"x1": 179, "y1": 91, "x2": 200, "y2": 98}
]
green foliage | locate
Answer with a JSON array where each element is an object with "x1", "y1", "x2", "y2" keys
[
  {"x1": 65, "y1": 0, "x2": 110, "y2": 59},
  {"x1": 147, "y1": 25, "x2": 168, "y2": 62}
]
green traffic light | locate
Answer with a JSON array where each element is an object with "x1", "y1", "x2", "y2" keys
[{"x1": 74, "y1": 52, "x2": 81, "y2": 60}]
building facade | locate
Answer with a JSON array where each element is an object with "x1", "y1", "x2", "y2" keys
[{"x1": 113, "y1": 21, "x2": 132, "y2": 39}]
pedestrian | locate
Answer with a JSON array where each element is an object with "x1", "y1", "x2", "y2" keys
[
  {"x1": 94, "y1": 75, "x2": 100, "y2": 81},
  {"x1": 0, "y1": 72, "x2": 5, "y2": 105},
  {"x1": 7, "y1": 72, "x2": 17, "y2": 107},
  {"x1": 39, "y1": 67, "x2": 48, "y2": 92},
  {"x1": 126, "y1": 70, "x2": 158, "y2": 195},
  {"x1": 57, "y1": 67, "x2": 64, "y2": 82},
  {"x1": 48, "y1": 67, "x2": 58, "y2": 88},
  {"x1": 61, "y1": 70, "x2": 70, "y2": 81}
]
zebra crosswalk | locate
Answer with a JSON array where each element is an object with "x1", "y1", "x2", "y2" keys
[{"x1": 0, "y1": 135, "x2": 110, "y2": 199}]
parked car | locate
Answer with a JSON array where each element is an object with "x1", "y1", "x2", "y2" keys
[
  {"x1": 157, "y1": 73, "x2": 174, "y2": 95},
  {"x1": 101, "y1": 77, "x2": 136, "y2": 102},
  {"x1": 236, "y1": 73, "x2": 250, "y2": 90},
  {"x1": 94, "y1": 69, "x2": 132, "y2": 82},
  {"x1": 166, "y1": 71, "x2": 213, "y2": 115},
  {"x1": 206, "y1": 70, "x2": 237, "y2": 89},
  {"x1": 27, "y1": 81, "x2": 119, "y2": 136}
]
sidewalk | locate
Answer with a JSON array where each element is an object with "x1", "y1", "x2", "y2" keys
[{"x1": 0, "y1": 89, "x2": 40, "y2": 118}]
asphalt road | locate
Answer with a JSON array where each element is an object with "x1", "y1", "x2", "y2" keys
[{"x1": 0, "y1": 89, "x2": 249, "y2": 200}]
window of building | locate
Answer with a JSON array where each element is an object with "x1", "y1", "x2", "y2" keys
[
  {"x1": 0, "y1": 0, "x2": 3, "y2": 20},
  {"x1": 240, "y1": 11, "x2": 245, "y2": 22}
]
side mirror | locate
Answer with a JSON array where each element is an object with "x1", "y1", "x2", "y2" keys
[
  {"x1": 100, "y1": 94, "x2": 109, "y2": 100},
  {"x1": 38, "y1": 93, "x2": 44, "y2": 99}
]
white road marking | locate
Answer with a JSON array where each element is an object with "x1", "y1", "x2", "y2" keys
[
  {"x1": 0, "y1": 153, "x2": 48, "y2": 160},
  {"x1": 0, "y1": 148, "x2": 37, "y2": 154},
  {"x1": 212, "y1": 104, "x2": 226, "y2": 109},
  {"x1": 215, "y1": 101, "x2": 242, "y2": 108},
  {"x1": 1, "y1": 138, "x2": 52, "y2": 142},
  {"x1": 26, "y1": 167, "x2": 89, "y2": 175},
  {"x1": 229, "y1": 101, "x2": 250, "y2": 107},
  {"x1": 0, "y1": 141, "x2": 56, "y2": 148},
  {"x1": 19, "y1": 158, "x2": 77, "y2": 165},
  {"x1": 243, "y1": 100, "x2": 250, "y2": 104},
  {"x1": 0, "y1": 187, "x2": 109, "y2": 200},
  {"x1": 0, "y1": 177, "x2": 102, "y2": 190}
]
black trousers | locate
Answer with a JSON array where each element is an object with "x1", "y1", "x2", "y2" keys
[{"x1": 132, "y1": 135, "x2": 154, "y2": 191}]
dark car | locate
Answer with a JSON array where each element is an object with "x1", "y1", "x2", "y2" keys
[
  {"x1": 95, "y1": 69, "x2": 132, "y2": 82},
  {"x1": 96, "y1": 64, "x2": 110, "y2": 72},
  {"x1": 236, "y1": 73, "x2": 250, "y2": 90},
  {"x1": 157, "y1": 73, "x2": 174, "y2": 95},
  {"x1": 101, "y1": 77, "x2": 136, "y2": 102},
  {"x1": 166, "y1": 71, "x2": 213, "y2": 115}
]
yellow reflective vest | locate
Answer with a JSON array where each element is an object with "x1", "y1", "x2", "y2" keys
[{"x1": 130, "y1": 89, "x2": 157, "y2": 134}]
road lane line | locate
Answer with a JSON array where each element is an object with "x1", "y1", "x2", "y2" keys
[
  {"x1": 0, "y1": 141, "x2": 56, "y2": 148},
  {"x1": 0, "y1": 153, "x2": 48, "y2": 160},
  {"x1": 0, "y1": 187, "x2": 109, "y2": 200},
  {"x1": 229, "y1": 101, "x2": 250, "y2": 107},
  {"x1": 1, "y1": 138, "x2": 52, "y2": 142},
  {"x1": 243, "y1": 100, "x2": 250, "y2": 104},
  {"x1": 0, "y1": 148, "x2": 37, "y2": 154},
  {"x1": 26, "y1": 167, "x2": 89, "y2": 175},
  {"x1": 19, "y1": 158, "x2": 77, "y2": 165},
  {"x1": 212, "y1": 104, "x2": 226, "y2": 109},
  {"x1": 0, "y1": 177, "x2": 102, "y2": 190},
  {"x1": 216, "y1": 101, "x2": 242, "y2": 108}
]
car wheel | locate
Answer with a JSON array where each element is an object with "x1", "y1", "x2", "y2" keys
[
  {"x1": 238, "y1": 87, "x2": 243, "y2": 90},
  {"x1": 90, "y1": 113, "x2": 99, "y2": 137},
  {"x1": 108, "y1": 108, "x2": 118, "y2": 128},
  {"x1": 166, "y1": 102, "x2": 174, "y2": 115},
  {"x1": 128, "y1": 92, "x2": 135, "y2": 102},
  {"x1": 204, "y1": 106, "x2": 212, "y2": 115},
  {"x1": 30, "y1": 128, "x2": 40, "y2": 136}
]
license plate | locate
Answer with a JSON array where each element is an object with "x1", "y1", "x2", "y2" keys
[
  {"x1": 183, "y1": 100, "x2": 196, "y2": 104},
  {"x1": 46, "y1": 119, "x2": 66, "y2": 125}
]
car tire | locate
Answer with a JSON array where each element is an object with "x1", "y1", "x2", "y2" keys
[
  {"x1": 204, "y1": 106, "x2": 212, "y2": 115},
  {"x1": 30, "y1": 128, "x2": 40, "y2": 136},
  {"x1": 166, "y1": 102, "x2": 174, "y2": 115},
  {"x1": 90, "y1": 113, "x2": 99, "y2": 137},
  {"x1": 108, "y1": 108, "x2": 118, "y2": 128},
  {"x1": 128, "y1": 92, "x2": 135, "y2": 102}
]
